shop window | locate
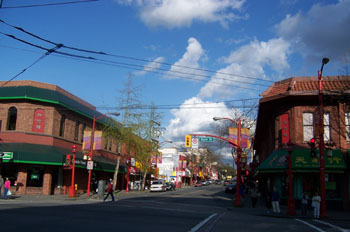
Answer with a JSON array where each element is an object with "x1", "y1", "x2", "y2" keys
[
  {"x1": 0, "y1": 120, "x2": 2, "y2": 131},
  {"x1": 303, "y1": 112, "x2": 314, "y2": 141},
  {"x1": 32, "y1": 109, "x2": 46, "y2": 133},
  {"x1": 109, "y1": 139, "x2": 112, "y2": 151},
  {"x1": 59, "y1": 115, "x2": 66, "y2": 137},
  {"x1": 74, "y1": 120, "x2": 80, "y2": 141},
  {"x1": 324, "y1": 112, "x2": 330, "y2": 142},
  {"x1": 346, "y1": 112, "x2": 350, "y2": 141},
  {"x1": 26, "y1": 167, "x2": 44, "y2": 187},
  {"x1": 81, "y1": 123, "x2": 86, "y2": 142},
  {"x1": 7, "y1": 106, "x2": 17, "y2": 130}
]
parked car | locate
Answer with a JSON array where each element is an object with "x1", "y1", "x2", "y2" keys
[
  {"x1": 194, "y1": 181, "x2": 202, "y2": 187},
  {"x1": 150, "y1": 181, "x2": 167, "y2": 192},
  {"x1": 225, "y1": 184, "x2": 236, "y2": 194},
  {"x1": 165, "y1": 182, "x2": 176, "y2": 191},
  {"x1": 215, "y1": 180, "x2": 222, "y2": 185},
  {"x1": 202, "y1": 180, "x2": 208, "y2": 186}
]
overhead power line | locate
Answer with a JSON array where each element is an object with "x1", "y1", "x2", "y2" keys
[
  {"x1": 0, "y1": 19, "x2": 274, "y2": 84},
  {"x1": 0, "y1": 0, "x2": 100, "y2": 9}
]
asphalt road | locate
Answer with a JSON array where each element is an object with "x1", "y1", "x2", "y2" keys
[{"x1": 0, "y1": 185, "x2": 348, "y2": 232}]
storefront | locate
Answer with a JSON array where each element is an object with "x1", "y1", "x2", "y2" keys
[
  {"x1": 0, "y1": 143, "x2": 126, "y2": 195},
  {"x1": 255, "y1": 148, "x2": 347, "y2": 209}
]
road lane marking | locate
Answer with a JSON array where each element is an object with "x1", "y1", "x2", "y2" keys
[
  {"x1": 313, "y1": 219, "x2": 348, "y2": 232},
  {"x1": 189, "y1": 213, "x2": 217, "y2": 232},
  {"x1": 296, "y1": 219, "x2": 325, "y2": 232},
  {"x1": 141, "y1": 206, "x2": 208, "y2": 214}
]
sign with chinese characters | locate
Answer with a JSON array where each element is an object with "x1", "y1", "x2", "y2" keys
[{"x1": 32, "y1": 109, "x2": 45, "y2": 133}]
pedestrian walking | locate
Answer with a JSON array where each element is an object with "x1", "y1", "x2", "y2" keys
[
  {"x1": 103, "y1": 179, "x2": 115, "y2": 202},
  {"x1": 250, "y1": 186, "x2": 258, "y2": 208},
  {"x1": 0, "y1": 175, "x2": 4, "y2": 198},
  {"x1": 4, "y1": 177, "x2": 11, "y2": 200},
  {"x1": 301, "y1": 192, "x2": 309, "y2": 216},
  {"x1": 312, "y1": 192, "x2": 321, "y2": 218},
  {"x1": 271, "y1": 187, "x2": 280, "y2": 214}
]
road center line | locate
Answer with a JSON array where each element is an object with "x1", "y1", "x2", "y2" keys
[
  {"x1": 296, "y1": 219, "x2": 325, "y2": 232},
  {"x1": 313, "y1": 219, "x2": 348, "y2": 232},
  {"x1": 189, "y1": 213, "x2": 217, "y2": 232}
]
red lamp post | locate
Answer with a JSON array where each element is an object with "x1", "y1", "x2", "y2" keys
[
  {"x1": 287, "y1": 141, "x2": 296, "y2": 215},
  {"x1": 87, "y1": 112, "x2": 119, "y2": 197},
  {"x1": 213, "y1": 117, "x2": 242, "y2": 207},
  {"x1": 318, "y1": 57, "x2": 329, "y2": 218},
  {"x1": 126, "y1": 158, "x2": 130, "y2": 192},
  {"x1": 68, "y1": 145, "x2": 77, "y2": 197}
]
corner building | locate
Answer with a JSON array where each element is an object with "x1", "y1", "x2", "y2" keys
[{"x1": 0, "y1": 80, "x2": 127, "y2": 195}]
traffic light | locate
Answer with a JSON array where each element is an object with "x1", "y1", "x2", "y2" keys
[
  {"x1": 309, "y1": 138, "x2": 316, "y2": 158},
  {"x1": 245, "y1": 170, "x2": 249, "y2": 176},
  {"x1": 185, "y1": 135, "x2": 191, "y2": 147},
  {"x1": 65, "y1": 154, "x2": 71, "y2": 165}
]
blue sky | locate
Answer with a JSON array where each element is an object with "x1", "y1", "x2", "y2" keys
[{"x1": 1, "y1": 0, "x2": 349, "y2": 161}]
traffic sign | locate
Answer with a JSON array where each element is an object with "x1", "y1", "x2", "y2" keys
[
  {"x1": 87, "y1": 161, "x2": 94, "y2": 170},
  {"x1": 192, "y1": 138, "x2": 199, "y2": 149},
  {"x1": 199, "y1": 137, "x2": 214, "y2": 142}
]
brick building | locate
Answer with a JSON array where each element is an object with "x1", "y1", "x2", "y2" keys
[
  {"x1": 254, "y1": 76, "x2": 350, "y2": 210},
  {"x1": 0, "y1": 80, "x2": 128, "y2": 195}
]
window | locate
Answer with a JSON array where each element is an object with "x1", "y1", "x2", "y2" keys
[
  {"x1": 346, "y1": 112, "x2": 350, "y2": 141},
  {"x1": 74, "y1": 120, "x2": 80, "y2": 141},
  {"x1": 0, "y1": 120, "x2": 2, "y2": 131},
  {"x1": 81, "y1": 123, "x2": 86, "y2": 142},
  {"x1": 7, "y1": 107, "x2": 17, "y2": 130},
  {"x1": 324, "y1": 112, "x2": 330, "y2": 142},
  {"x1": 59, "y1": 115, "x2": 66, "y2": 137},
  {"x1": 303, "y1": 112, "x2": 314, "y2": 141},
  {"x1": 109, "y1": 139, "x2": 112, "y2": 151}
]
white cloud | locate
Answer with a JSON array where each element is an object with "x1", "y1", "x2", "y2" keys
[
  {"x1": 116, "y1": 0, "x2": 247, "y2": 28},
  {"x1": 164, "y1": 97, "x2": 232, "y2": 141},
  {"x1": 165, "y1": 37, "x2": 207, "y2": 80},
  {"x1": 275, "y1": 0, "x2": 350, "y2": 62},
  {"x1": 134, "y1": 57, "x2": 164, "y2": 76},
  {"x1": 198, "y1": 38, "x2": 290, "y2": 98}
]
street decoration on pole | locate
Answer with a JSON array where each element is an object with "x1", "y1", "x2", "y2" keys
[
  {"x1": 68, "y1": 145, "x2": 77, "y2": 198},
  {"x1": 318, "y1": 57, "x2": 329, "y2": 218}
]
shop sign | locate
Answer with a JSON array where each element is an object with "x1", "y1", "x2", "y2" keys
[
  {"x1": 87, "y1": 161, "x2": 94, "y2": 170},
  {"x1": 31, "y1": 174, "x2": 39, "y2": 180},
  {"x1": 1, "y1": 152, "x2": 13, "y2": 160}
]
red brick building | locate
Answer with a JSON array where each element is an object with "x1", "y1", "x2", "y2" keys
[
  {"x1": 254, "y1": 76, "x2": 350, "y2": 210},
  {"x1": 0, "y1": 80, "x2": 128, "y2": 195}
]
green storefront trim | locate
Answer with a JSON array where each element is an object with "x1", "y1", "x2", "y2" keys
[
  {"x1": 0, "y1": 143, "x2": 125, "y2": 173},
  {"x1": 256, "y1": 148, "x2": 346, "y2": 173}
]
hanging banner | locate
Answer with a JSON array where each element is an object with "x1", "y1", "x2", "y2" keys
[
  {"x1": 93, "y1": 131, "x2": 102, "y2": 150},
  {"x1": 229, "y1": 128, "x2": 250, "y2": 148},
  {"x1": 82, "y1": 131, "x2": 92, "y2": 150},
  {"x1": 229, "y1": 128, "x2": 238, "y2": 147}
]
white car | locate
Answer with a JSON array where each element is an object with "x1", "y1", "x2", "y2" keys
[{"x1": 150, "y1": 181, "x2": 166, "y2": 192}]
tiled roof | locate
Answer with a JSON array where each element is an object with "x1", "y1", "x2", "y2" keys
[{"x1": 261, "y1": 76, "x2": 350, "y2": 99}]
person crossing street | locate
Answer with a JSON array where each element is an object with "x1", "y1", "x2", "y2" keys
[{"x1": 103, "y1": 179, "x2": 115, "y2": 202}]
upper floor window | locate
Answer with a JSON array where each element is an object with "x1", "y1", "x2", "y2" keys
[
  {"x1": 7, "y1": 107, "x2": 17, "y2": 130},
  {"x1": 81, "y1": 123, "x2": 86, "y2": 142},
  {"x1": 74, "y1": 120, "x2": 80, "y2": 141},
  {"x1": 32, "y1": 109, "x2": 46, "y2": 133},
  {"x1": 324, "y1": 112, "x2": 330, "y2": 142},
  {"x1": 59, "y1": 115, "x2": 66, "y2": 137},
  {"x1": 346, "y1": 112, "x2": 350, "y2": 141},
  {"x1": 303, "y1": 112, "x2": 314, "y2": 141}
]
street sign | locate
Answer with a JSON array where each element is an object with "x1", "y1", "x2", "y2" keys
[
  {"x1": 192, "y1": 138, "x2": 199, "y2": 149},
  {"x1": 199, "y1": 137, "x2": 214, "y2": 142},
  {"x1": 87, "y1": 161, "x2": 94, "y2": 170},
  {"x1": 1, "y1": 152, "x2": 13, "y2": 160}
]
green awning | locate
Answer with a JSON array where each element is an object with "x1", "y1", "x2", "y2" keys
[
  {"x1": 256, "y1": 148, "x2": 346, "y2": 173},
  {"x1": 0, "y1": 143, "x2": 125, "y2": 173}
]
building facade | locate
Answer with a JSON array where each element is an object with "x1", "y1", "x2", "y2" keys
[
  {"x1": 254, "y1": 76, "x2": 350, "y2": 210},
  {"x1": 0, "y1": 80, "x2": 128, "y2": 195}
]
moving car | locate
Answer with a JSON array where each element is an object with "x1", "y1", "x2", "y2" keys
[
  {"x1": 225, "y1": 184, "x2": 236, "y2": 194},
  {"x1": 150, "y1": 181, "x2": 166, "y2": 192},
  {"x1": 223, "y1": 180, "x2": 231, "y2": 186}
]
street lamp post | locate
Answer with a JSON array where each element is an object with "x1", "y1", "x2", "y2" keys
[
  {"x1": 87, "y1": 112, "x2": 119, "y2": 198},
  {"x1": 68, "y1": 145, "x2": 77, "y2": 197},
  {"x1": 287, "y1": 141, "x2": 296, "y2": 215},
  {"x1": 213, "y1": 117, "x2": 242, "y2": 207},
  {"x1": 318, "y1": 57, "x2": 329, "y2": 218}
]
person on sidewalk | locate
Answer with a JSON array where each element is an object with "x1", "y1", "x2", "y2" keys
[
  {"x1": 0, "y1": 175, "x2": 4, "y2": 198},
  {"x1": 4, "y1": 177, "x2": 11, "y2": 200},
  {"x1": 301, "y1": 192, "x2": 309, "y2": 217},
  {"x1": 103, "y1": 179, "x2": 115, "y2": 202},
  {"x1": 271, "y1": 187, "x2": 280, "y2": 214},
  {"x1": 312, "y1": 192, "x2": 321, "y2": 219},
  {"x1": 250, "y1": 186, "x2": 258, "y2": 208}
]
